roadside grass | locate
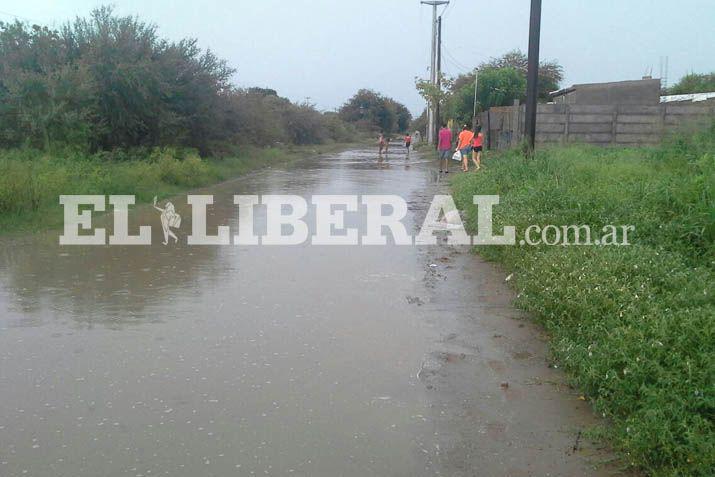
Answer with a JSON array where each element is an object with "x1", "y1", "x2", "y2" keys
[
  {"x1": 0, "y1": 143, "x2": 355, "y2": 234},
  {"x1": 451, "y1": 124, "x2": 715, "y2": 476}
]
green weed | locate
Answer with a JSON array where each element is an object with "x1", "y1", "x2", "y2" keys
[
  {"x1": 452, "y1": 124, "x2": 715, "y2": 476},
  {"x1": 0, "y1": 144, "x2": 339, "y2": 234}
]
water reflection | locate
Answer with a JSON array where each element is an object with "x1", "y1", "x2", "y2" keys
[
  {"x1": 0, "y1": 147, "x2": 615, "y2": 477},
  {"x1": 0, "y1": 148, "x2": 434, "y2": 330},
  {"x1": 0, "y1": 148, "x2": 448, "y2": 477}
]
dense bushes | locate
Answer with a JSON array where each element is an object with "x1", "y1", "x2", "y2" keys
[
  {"x1": 0, "y1": 144, "x2": 319, "y2": 231},
  {"x1": 452, "y1": 124, "x2": 715, "y2": 476},
  {"x1": 0, "y1": 8, "x2": 230, "y2": 152},
  {"x1": 222, "y1": 90, "x2": 357, "y2": 148},
  {"x1": 0, "y1": 7, "x2": 357, "y2": 154},
  {"x1": 0, "y1": 148, "x2": 212, "y2": 217}
]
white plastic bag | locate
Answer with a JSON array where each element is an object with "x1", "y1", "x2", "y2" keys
[{"x1": 451, "y1": 150, "x2": 462, "y2": 162}]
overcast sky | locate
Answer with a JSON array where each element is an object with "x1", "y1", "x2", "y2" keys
[{"x1": 3, "y1": 0, "x2": 713, "y2": 114}]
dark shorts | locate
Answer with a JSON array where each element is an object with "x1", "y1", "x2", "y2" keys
[
  {"x1": 459, "y1": 146, "x2": 472, "y2": 157},
  {"x1": 439, "y1": 149, "x2": 451, "y2": 161},
  {"x1": 405, "y1": 142, "x2": 411, "y2": 148},
  {"x1": 473, "y1": 145, "x2": 483, "y2": 152}
]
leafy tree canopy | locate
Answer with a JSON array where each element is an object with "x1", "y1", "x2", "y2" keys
[
  {"x1": 0, "y1": 7, "x2": 357, "y2": 153},
  {"x1": 667, "y1": 72, "x2": 715, "y2": 95},
  {"x1": 338, "y1": 89, "x2": 411, "y2": 134},
  {"x1": 435, "y1": 50, "x2": 564, "y2": 126}
]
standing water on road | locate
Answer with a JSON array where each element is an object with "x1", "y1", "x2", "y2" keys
[{"x1": 0, "y1": 149, "x2": 614, "y2": 476}]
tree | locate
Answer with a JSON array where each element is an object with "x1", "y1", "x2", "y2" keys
[
  {"x1": 386, "y1": 99, "x2": 412, "y2": 133},
  {"x1": 445, "y1": 67, "x2": 527, "y2": 125},
  {"x1": 283, "y1": 101, "x2": 330, "y2": 145},
  {"x1": 668, "y1": 73, "x2": 715, "y2": 95},
  {"x1": 443, "y1": 80, "x2": 476, "y2": 127},
  {"x1": 410, "y1": 109, "x2": 427, "y2": 135},
  {"x1": 422, "y1": 50, "x2": 564, "y2": 126},
  {"x1": 414, "y1": 73, "x2": 454, "y2": 126},
  {"x1": 0, "y1": 8, "x2": 357, "y2": 153},
  {"x1": 477, "y1": 67, "x2": 527, "y2": 108},
  {"x1": 247, "y1": 87, "x2": 278, "y2": 97},
  {"x1": 0, "y1": 21, "x2": 93, "y2": 149},
  {"x1": 338, "y1": 89, "x2": 411, "y2": 134},
  {"x1": 64, "y1": 7, "x2": 234, "y2": 152},
  {"x1": 479, "y1": 49, "x2": 563, "y2": 101}
]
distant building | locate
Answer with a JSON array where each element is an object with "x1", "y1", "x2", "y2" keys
[
  {"x1": 660, "y1": 92, "x2": 715, "y2": 104},
  {"x1": 550, "y1": 78, "x2": 661, "y2": 106}
]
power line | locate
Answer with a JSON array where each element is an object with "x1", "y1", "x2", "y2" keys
[
  {"x1": 441, "y1": 57, "x2": 469, "y2": 76},
  {"x1": 442, "y1": 44, "x2": 472, "y2": 73},
  {"x1": 441, "y1": 0, "x2": 457, "y2": 20},
  {"x1": 444, "y1": 52, "x2": 469, "y2": 72},
  {"x1": 0, "y1": 9, "x2": 43, "y2": 24}
]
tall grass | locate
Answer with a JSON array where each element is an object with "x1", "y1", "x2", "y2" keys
[
  {"x1": 0, "y1": 145, "x2": 319, "y2": 233},
  {"x1": 452, "y1": 124, "x2": 715, "y2": 476}
]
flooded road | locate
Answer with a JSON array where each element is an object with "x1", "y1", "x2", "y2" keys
[{"x1": 0, "y1": 148, "x2": 614, "y2": 476}]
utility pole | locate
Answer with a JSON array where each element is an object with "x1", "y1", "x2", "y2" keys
[
  {"x1": 421, "y1": 0, "x2": 449, "y2": 145},
  {"x1": 435, "y1": 15, "x2": 442, "y2": 145},
  {"x1": 524, "y1": 0, "x2": 542, "y2": 154}
]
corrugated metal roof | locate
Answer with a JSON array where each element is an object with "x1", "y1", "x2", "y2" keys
[
  {"x1": 660, "y1": 92, "x2": 715, "y2": 103},
  {"x1": 549, "y1": 86, "x2": 576, "y2": 98}
]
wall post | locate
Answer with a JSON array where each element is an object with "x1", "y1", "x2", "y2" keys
[
  {"x1": 564, "y1": 104, "x2": 570, "y2": 144},
  {"x1": 612, "y1": 106, "x2": 618, "y2": 145}
]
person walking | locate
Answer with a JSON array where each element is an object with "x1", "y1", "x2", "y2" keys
[
  {"x1": 404, "y1": 133, "x2": 412, "y2": 156},
  {"x1": 378, "y1": 133, "x2": 386, "y2": 156},
  {"x1": 471, "y1": 126, "x2": 484, "y2": 170},
  {"x1": 437, "y1": 123, "x2": 453, "y2": 173},
  {"x1": 457, "y1": 124, "x2": 474, "y2": 172}
]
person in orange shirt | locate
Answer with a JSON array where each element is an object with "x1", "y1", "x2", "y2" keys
[
  {"x1": 457, "y1": 124, "x2": 475, "y2": 172},
  {"x1": 471, "y1": 126, "x2": 484, "y2": 170}
]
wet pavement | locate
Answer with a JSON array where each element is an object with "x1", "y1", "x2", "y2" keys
[{"x1": 0, "y1": 148, "x2": 616, "y2": 476}]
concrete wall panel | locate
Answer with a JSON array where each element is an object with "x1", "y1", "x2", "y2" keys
[
  {"x1": 617, "y1": 114, "x2": 661, "y2": 124},
  {"x1": 569, "y1": 133, "x2": 613, "y2": 143},
  {"x1": 666, "y1": 105, "x2": 715, "y2": 115},
  {"x1": 618, "y1": 105, "x2": 662, "y2": 114},
  {"x1": 569, "y1": 114, "x2": 614, "y2": 123},
  {"x1": 568, "y1": 105, "x2": 616, "y2": 114},
  {"x1": 570, "y1": 123, "x2": 613, "y2": 133},
  {"x1": 537, "y1": 114, "x2": 567, "y2": 124},
  {"x1": 483, "y1": 101, "x2": 711, "y2": 150},
  {"x1": 616, "y1": 123, "x2": 658, "y2": 133},
  {"x1": 536, "y1": 123, "x2": 566, "y2": 133},
  {"x1": 616, "y1": 134, "x2": 660, "y2": 144}
]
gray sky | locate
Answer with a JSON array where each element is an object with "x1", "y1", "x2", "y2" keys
[{"x1": 2, "y1": 0, "x2": 714, "y2": 114}]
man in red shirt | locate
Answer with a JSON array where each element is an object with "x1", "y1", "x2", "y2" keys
[{"x1": 437, "y1": 123, "x2": 453, "y2": 173}]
